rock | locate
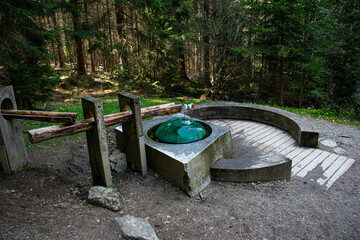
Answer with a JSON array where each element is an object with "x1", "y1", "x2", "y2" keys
[
  {"x1": 320, "y1": 139, "x2": 337, "y2": 148},
  {"x1": 109, "y1": 150, "x2": 127, "y2": 172},
  {"x1": 53, "y1": 202, "x2": 70, "y2": 209},
  {"x1": 109, "y1": 149, "x2": 126, "y2": 163},
  {"x1": 87, "y1": 186, "x2": 123, "y2": 212},
  {"x1": 111, "y1": 215, "x2": 159, "y2": 240},
  {"x1": 333, "y1": 147, "x2": 346, "y2": 155}
]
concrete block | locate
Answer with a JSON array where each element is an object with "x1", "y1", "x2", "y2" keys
[
  {"x1": 211, "y1": 154, "x2": 292, "y2": 182},
  {"x1": 142, "y1": 116, "x2": 234, "y2": 196}
]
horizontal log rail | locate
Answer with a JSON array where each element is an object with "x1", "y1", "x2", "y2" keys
[
  {"x1": 1, "y1": 110, "x2": 77, "y2": 123},
  {"x1": 28, "y1": 103, "x2": 182, "y2": 144}
]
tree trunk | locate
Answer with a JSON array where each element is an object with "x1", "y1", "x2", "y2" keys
[
  {"x1": 278, "y1": 56, "x2": 284, "y2": 106},
  {"x1": 203, "y1": 0, "x2": 210, "y2": 86},
  {"x1": 106, "y1": 0, "x2": 113, "y2": 70},
  {"x1": 115, "y1": 2, "x2": 128, "y2": 71},
  {"x1": 62, "y1": 10, "x2": 73, "y2": 65},
  {"x1": 52, "y1": 12, "x2": 66, "y2": 68},
  {"x1": 179, "y1": 53, "x2": 189, "y2": 80},
  {"x1": 70, "y1": 0, "x2": 87, "y2": 75},
  {"x1": 84, "y1": 1, "x2": 96, "y2": 72}
]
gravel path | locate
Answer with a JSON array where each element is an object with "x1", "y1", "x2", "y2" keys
[{"x1": 308, "y1": 118, "x2": 360, "y2": 160}]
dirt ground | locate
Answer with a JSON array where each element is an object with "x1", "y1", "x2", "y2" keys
[{"x1": 1, "y1": 119, "x2": 359, "y2": 240}]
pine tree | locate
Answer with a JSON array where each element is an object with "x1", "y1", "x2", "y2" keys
[{"x1": 0, "y1": 0, "x2": 59, "y2": 108}]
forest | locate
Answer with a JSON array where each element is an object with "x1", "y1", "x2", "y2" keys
[{"x1": 0, "y1": 0, "x2": 359, "y2": 111}]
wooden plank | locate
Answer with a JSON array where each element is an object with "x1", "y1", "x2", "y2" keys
[
  {"x1": 253, "y1": 130, "x2": 282, "y2": 145},
  {"x1": 317, "y1": 156, "x2": 347, "y2": 186},
  {"x1": 318, "y1": 153, "x2": 339, "y2": 171},
  {"x1": 272, "y1": 136, "x2": 296, "y2": 152},
  {"x1": 82, "y1": 96, "x2": 112, "y2": 187},
  {"x1": 230, "y1": 121, "x2": 255, "y2": 133},
  {"x1": 260, "y1": 131, "x2": 288, "y2": 147},
  {"x1": 279, "y1": 144, "x2": 298, "y2": 155},
  {"x1": 286, "y1": 147, "x2": 305, "y2": 159},
  {"x1": 226, "y1": 121, "x2": 246, "y2": 132},
  {"x1": 325, "y1": 158, "x2": 355, "y2": 188},
  {"x1": 245, "y1": 126, "x2": 275, "y2": 142},
  {"x1": 261, "y1": 133, "x2": 294, "y2": 154},
  {"x1": 296, "y1": 151, "x2": 331, "y2": 178},
  {"x1": 291, "y1": 148, "x2": 316, "y2": 166},
  {"x1": 1, "y1": 114, "x2": 76, "y2": 123},
  {"x1": 237, "y1": 126, "x2": 273, "y2": 143},
  {"x1": 245, "y1": 123, "x2": 269, "y2": 136},
  {"x1": 28, "y1": 103, "x2": 182, "y2": 143},
  {"x1": 118, "y1": 92, "x2": 147, "y2": 175},
  {"x1": 1, "y1": 109, "x2": 77, "y2": 117},
  {"x1": 291, "y1": 149, "x2": 322, "y2": 176}
]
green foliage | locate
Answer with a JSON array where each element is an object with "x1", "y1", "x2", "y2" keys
[
  {"x1": 113, "y1": 0, "x2": 194, "y2": 93},
  {"x1": 0, "y1": 0, "x2": 59, "y2": 108},
  {"x1": 322, "y1": 0, "x2": 360, "y2": 111},
  {"x1": 279, "y1": 106, "x2": 360, "y2": 127},
  {"x1": 239, "y1": 0, "x2": 330, "y2": 106}
]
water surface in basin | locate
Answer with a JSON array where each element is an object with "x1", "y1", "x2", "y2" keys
[{"x1": 154, "y1": 117, "x2": 208, "y2": 144}]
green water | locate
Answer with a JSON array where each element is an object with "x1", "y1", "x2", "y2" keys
[{"x1": 155, "y1": 117, "x2": 207, "y2": 144}]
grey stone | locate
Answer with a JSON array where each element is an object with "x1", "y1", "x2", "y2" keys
[
  {"x1": 111, "y1": 215, "x2": 159, "y2": 240},
  {"x1": 109, "y1": 149, "x2": 126, "y2": 163},
  {"x1": 109, "y1": 150, "x2": 127, "y2": 172},
  {"x1": 333, "y1": 147, "x2": 346, "y2": 155},
  {"x1": 88, "y1": 186, "x2": 123, "y2": 212},
  {"x1": 320, "y1": 139, "x2": 337, "y2": 148}
]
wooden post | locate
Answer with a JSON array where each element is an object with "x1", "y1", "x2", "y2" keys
[
  {"x1": 81, "y1": 96, "x2": 112, "y2": 186},
  {"x1": 118, "y1": 92, "x2": 147, "y2": 175},
  {"x1": 0, "y1": 86, "x2": 28, "y2": 174}
]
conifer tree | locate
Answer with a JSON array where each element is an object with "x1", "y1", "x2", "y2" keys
[{"x1": 0, "y1": 0, "x2": 58, "y2": 108}]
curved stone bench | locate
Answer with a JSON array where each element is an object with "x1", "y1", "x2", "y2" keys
[
  {"x1": 211, "y1": 154, "x2": 292, "y2": 183},
  {"x1": 186, "y1": 102, "x2": 319, "y2": 148}
]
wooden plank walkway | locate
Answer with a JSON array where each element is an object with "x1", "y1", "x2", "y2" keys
[{"x1": 208, "y1": 119, "x2": 356, "y2": 189}]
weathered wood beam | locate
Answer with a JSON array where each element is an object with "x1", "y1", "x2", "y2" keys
[
  {"x1": 28, "y1": 103, "x2": 182, "y2": 144},
  {"x1": 1, "y1": 110, "x2": 77, "y2": 123}
]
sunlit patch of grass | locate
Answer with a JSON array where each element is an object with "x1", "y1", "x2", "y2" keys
[{"x1": 278, "y1": 107, "x2": 360, "y2": 127}]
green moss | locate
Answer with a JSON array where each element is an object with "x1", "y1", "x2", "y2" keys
[{"x1": 13, "y1": 167, "x2": 23, "y2": 174}]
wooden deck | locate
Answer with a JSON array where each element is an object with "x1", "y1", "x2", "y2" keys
[{"x1": 208, "y1": 119, "x2": 355, "y2": 189}]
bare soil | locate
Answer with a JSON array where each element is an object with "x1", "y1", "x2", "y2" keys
[{"x1": 1, "y1": 120, "x2": 359, "y2": 239}]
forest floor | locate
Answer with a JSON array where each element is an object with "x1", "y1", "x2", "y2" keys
[{"x1": 1, "y1": 112, "x2": 359, "y2": 239}]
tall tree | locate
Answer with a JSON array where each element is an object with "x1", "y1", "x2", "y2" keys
[
  {"x1": 324, "y1": 0, "x2": 360, "y2": 110},
  {"x1": 0, "y1": 0, "x2": 58, "y2": 108},
  {"x1": 52, "y1": 12, "x2": 66, "y2": 68},
  {"x1": 241, "y1": 0, "x2": 329, "y2": 106},
  {"x1": 70, "y1": 0, "x2": 87, "y2": 75}
]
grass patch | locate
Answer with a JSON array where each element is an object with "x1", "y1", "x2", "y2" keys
[{"x1": 278, "y1": 106, "x2": 360, "y2": 127}]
